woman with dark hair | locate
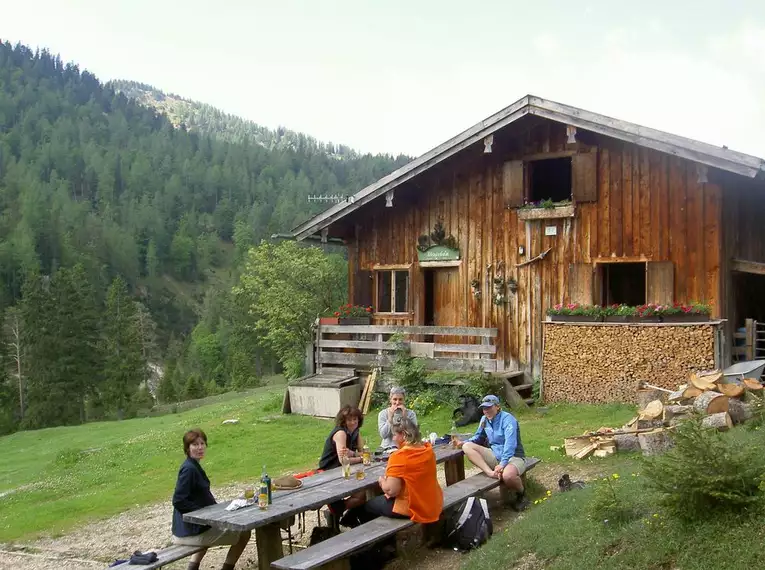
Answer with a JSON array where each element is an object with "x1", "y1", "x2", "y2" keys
[
  {"x1": 318, "y1": 406, "x2": 367, "y2": 523},
  {"x1": 171, "y1": 429, "x2": 251, "y2": 570}
]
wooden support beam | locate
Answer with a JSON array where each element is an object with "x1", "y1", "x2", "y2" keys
[{"x1": 732, "y1": 259, "x2": 765, "y2": 276}]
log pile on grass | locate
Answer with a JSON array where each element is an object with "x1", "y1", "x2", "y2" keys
[{"x1": 562, "y1": 369, "x2": 764, "y2": 459}]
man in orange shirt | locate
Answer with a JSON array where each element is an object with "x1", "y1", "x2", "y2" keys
[{"x1": 342, "y1": 415, "x2": 443, "y2": 527}]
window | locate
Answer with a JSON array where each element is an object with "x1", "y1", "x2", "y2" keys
[
  {"x1": 600, "y1": 262, "x2": 646, "y2": 306},
  {"x1": 528, "y1": 157, "x2": 572, "y2": 203},
  {"x1": 376, "y1": 270, "x2": 409, "y2": 313}
]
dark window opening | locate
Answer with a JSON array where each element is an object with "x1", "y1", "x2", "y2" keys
[
  {"x1": 376, "y1": 270, "x2": 409, "y2": 313},
  {"x1": 395, "y1": 271, "x2": 408, "y2": 313},
  {"x1": 601, "y1": 262, "x2": 646, "y2": 306},
  {"x1": 529, "y1": 157, "x2": 572, "y2": 204},
  {"x1": 424, "y1": 270, "x2": 435, "y2": 326},
  {"x1": 377, "y1": 271, "x2": 391, "y2": 312}
]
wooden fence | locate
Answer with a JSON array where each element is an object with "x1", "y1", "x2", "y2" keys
[{"x1": 315, "y1": 324, "x2": 499, "y2": 373}]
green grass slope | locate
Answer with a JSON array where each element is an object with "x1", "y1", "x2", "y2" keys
[{"x1": 0, "y1": 390, "x2": 634, "y2": 543}]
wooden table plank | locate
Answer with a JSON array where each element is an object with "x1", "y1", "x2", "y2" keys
[{"x1": 185, "y1": 446, "x2": 464, "y2": 532}]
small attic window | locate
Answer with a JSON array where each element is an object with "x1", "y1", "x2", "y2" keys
[{"x1": 528, "y1": 157, "x2": 572, "y2": 204}]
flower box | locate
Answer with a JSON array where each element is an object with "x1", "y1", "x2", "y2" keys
[
  {"x1": 549, "y1": 315, "x2": 601, "y2": 323},
  {"x1": 604, "y1": 315, "x2": 637, "y2": 323},
  {"x1": 661, "y1": 314, "x2": 710, "y2": 323},
  {"x1": 517, "y1": 203, "x2": 575, "y2": 221},
  {"x1": 319, "y1": 317, "x2": 339, "y2": 325},
  {"x1": 339, "y1": 317, "x2": 371, "y2": 326}
]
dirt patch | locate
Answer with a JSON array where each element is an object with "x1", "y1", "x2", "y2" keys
[{"x1": 0, "y1": 462, "x2": 603, "y2": 570}]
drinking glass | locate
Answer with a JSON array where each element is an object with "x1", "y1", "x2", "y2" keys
[
  {"x1": 244, "y1": 486, "x2": 255, "y2": 500},
  {"x1": 341, "y1": 454, "x2": 351, "y2": 479}
]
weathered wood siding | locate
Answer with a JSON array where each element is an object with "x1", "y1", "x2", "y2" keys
[{"x1": 345, "y1": 121, "x2": 724, "y2": 374}]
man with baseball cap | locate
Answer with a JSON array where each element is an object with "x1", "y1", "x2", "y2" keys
[{"x1": 454, "y1": 394, "x2": 529, "y2": 511}]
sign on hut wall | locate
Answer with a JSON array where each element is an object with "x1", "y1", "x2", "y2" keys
[
  {"x1": 417, "y1": 219, "x2": 460, "y2": 262},
  {"x1": 418, "y1": 245, "x2": 461, "y2": 262}
]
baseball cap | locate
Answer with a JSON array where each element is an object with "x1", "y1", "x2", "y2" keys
[{"x1": 479, "y1": 395, "x2": 500, "y2": 408}]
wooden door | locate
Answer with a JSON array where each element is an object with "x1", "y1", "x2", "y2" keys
[{"x1": 432, "y1": 268, "x2": 460, "y2": 344}]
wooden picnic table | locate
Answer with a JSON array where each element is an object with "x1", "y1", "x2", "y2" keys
[{"x1": 184, "y1": 445, "x2": 465, "y2": 570}]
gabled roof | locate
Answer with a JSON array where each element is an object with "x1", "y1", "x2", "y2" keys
[{"x1": 293, "y1": 94, "x2": 765, "y2": 240}]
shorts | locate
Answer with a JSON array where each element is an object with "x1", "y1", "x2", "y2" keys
[
  {"x1": 172, "y1": 527, "x2": 245, "y2": 547},
  {"x1": 470, "y1": 444, "x2": 526, "y2": 475}
]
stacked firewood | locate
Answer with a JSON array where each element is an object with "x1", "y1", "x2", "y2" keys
[
  {"x1": 564, "y1": 370, "x2": 763, "y2": 459},
  {"x1": 543, "y1": 324, "x2": 715, "y2": 403}
]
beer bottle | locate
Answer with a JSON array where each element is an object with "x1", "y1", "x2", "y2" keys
[{"x1": 361, "y1": 444, "x2": 371, "y2": 466}]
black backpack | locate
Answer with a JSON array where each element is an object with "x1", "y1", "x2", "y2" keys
[{"x1": 445, "y1": 496, "x2": 493, "y2": 551}]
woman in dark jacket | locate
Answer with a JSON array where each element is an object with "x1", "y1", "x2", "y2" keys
[
  {"x1": 318, "y1": 406, "x2": 367, "y2": 523},
  {"x1": 172, "y1": 429, "x2": 251, "y2": 570}
]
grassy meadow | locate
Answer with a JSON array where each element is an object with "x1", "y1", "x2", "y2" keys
[{"x1": 0, "y1": 384, "x2": 635, "y2": 543}]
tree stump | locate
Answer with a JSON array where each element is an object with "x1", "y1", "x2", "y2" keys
[
  {"x1": 693, "y1": 391, "x2": 729, "y2": 415},
  {"x1": 638, "y1": 430, "x2": 674, "y2": 456},
  {"x1": 637, "y1": 389, "x2": 667, "y2": 408},
  {"x1": 701, "y1": 412, "x2": 733, "y2": 431},
  {"x1": 613, "y1": 433, "x2": 640, "y2": 452}
]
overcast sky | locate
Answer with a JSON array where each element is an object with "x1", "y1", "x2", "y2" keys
[{"x1": 5, "y1": 1, "x2": 765, "y2": 158}]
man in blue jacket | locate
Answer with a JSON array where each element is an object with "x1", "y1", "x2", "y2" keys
[{"x1": 455, "y1": 394, "x2": 529, "y2": 511}]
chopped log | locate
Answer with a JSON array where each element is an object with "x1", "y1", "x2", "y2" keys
[
  {"x1": 690, "y1": 375, "x2": 716, "y2": 391},
  {"x1": 701, "y1": 412, "x2": 733, "y2": 431},
  {"x1": 637, "y1": 388, "x2": 667, "y2": 408},
  {"x1": 574, "y1": 442, "x2": 598, "y2": 460},
  {"x1": 638, "y1": 430, "x2": 674, "y2": 456},
  {"x1": 593, "y1": 447, "x2": 616, "y2": 458},
  {"x1": 693, "y1": 391, "x2": 729, "y2": 415},
  {"x1": 716, "y1": 381, "x2": 745, "y2": 398},
  {"x1": 614, "y1": 433, "x2": 641, "y2": 452},
  {"x1": 743, "y1": 378, "x2": 764, "y2": 391},
  {"x1": 637, "y1": 418, "x2": 664, "y2": 430},
  {"x1": 682, "y1": 386, "x2": 703, "y2": 399},
  {"x1": 663, "y1": 404, "x2": 693, "y2": 424},
  {"x1": 639, "y1": 399, "x2": 664, "y2": 419},
  {"x1": 564, "y1": 436, "x2": 592, "y2": 457},
  {"x1": 668, "y1": 388, "x2": 690, "y2": 403},
  {"x1": 727, "y1": 399, "x2": 753, "y2": 424}
]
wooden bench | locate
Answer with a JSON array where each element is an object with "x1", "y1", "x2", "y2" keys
[
  {"x1": 271, "y1": 457, "x2": 541, "y2": 570},
  {"x1": 105, "y1": 545, "x2": 204, "y2": 570}
]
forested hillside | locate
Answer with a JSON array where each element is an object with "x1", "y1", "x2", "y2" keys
[
  {"x1": 109, "y1": 80, "x2": 366, "y2": 160},
  {"x1": 0, "y1": 41, "x2": 409, "y2": 433}
]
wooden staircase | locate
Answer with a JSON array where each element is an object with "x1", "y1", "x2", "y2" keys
[{"x1": 493, "y1": 370, "x2": 535, "y2": 408}]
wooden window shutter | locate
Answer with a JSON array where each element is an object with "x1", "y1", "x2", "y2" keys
[
  {"x1": 568, "y1": 263, "x2": 594, "y2": 305},
  {"x1": 502, "y1": 160, "x2": 524, "y2": 208},
  {"x1": 572, "y1": 149, "x2": 598, "y2": 203},
  {"x1": 646, "y1": 261, "x2": 674, "y2": 304},
  {"x1": 353, "y1": 269, "x2": 373, "y2": 307}
]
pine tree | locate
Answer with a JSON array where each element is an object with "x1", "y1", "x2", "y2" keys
[{"x1": 101, "y1": 276, "x2": 146, "y2": 419}]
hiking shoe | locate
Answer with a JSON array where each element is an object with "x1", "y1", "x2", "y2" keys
[{"x1": 511, "y1": 495, "x2": 531, "y2": 512}]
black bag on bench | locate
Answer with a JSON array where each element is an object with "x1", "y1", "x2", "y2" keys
[
  {"x1": 129, "y1": 550, "x2": 158, "y2": 565},
  {"x1": 444, "y1": 496, "x2": 493, "y2": 552}
]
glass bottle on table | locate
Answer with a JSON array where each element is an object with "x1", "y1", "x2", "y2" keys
[
  {"x1": 361, "y1": 444, "x2": 371, "y2": 466},
  {"x1": 258, "y1": 481, "x2": 269, "y2": 510},
  {"x1": 450, "y1": 423, "x2": 459, "y2": 449},
  {"x1": 261, "y1": 465, "x2": 272, "y2": 504}
]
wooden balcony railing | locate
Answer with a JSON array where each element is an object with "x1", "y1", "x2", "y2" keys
[{"x1": 315, "y1": 324, "x2": 498, "y2": 373}]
